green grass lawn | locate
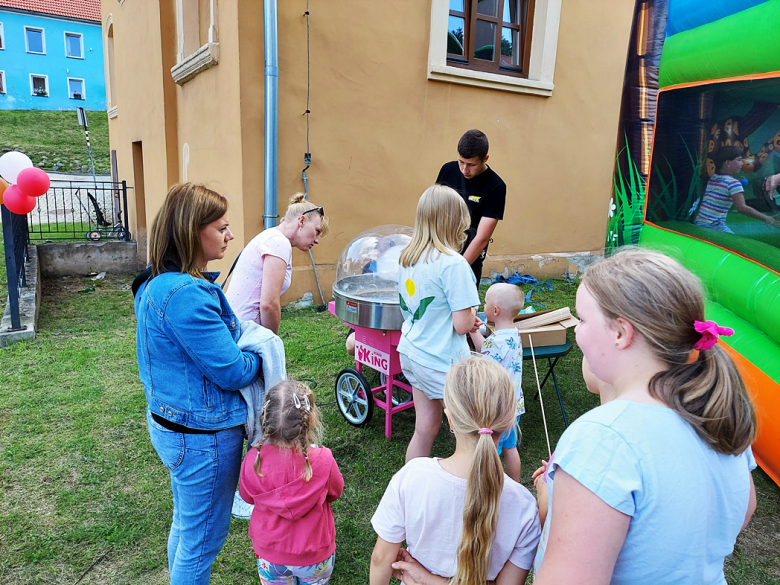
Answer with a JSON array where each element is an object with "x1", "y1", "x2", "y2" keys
[
  {"x1": 0, "y1": 110, "x2": 110, "y2": 175},
  {"x1": 0, "y1": 275, "x2": 778, "y2": 584}
]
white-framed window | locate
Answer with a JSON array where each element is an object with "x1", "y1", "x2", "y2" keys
[
  {"x1": 0, "y1": 22, "x2": 5, "y2": 50},
  {"x1": 30, "y1": 74, "x2": 48, "y2": 97},
  {"x1": 25, "y1": 26, "x2": 46, "y2": 54},
  {"x1": 64, "y1": 32, "x2": 84, "y2": 59},
  {"x1": 428, "y1": 0, "x2": 561, "y2": 96},
  {"x1": 68, "y1": 77, "x2": 85, "y2": 100},
  {"x1": 0, "y1": 71, "x2": 6, "y2": 94}
]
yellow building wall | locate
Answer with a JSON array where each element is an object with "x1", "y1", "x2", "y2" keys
[
  {"x1": 172, "y1": 1, "x2": 250, "y2": 250},
  {"x1": 101, "y1": 0, "x2": 179, "y2": 264},
  {"x1": 103, "y1": 0, "x2": 634, "y2": 305}
]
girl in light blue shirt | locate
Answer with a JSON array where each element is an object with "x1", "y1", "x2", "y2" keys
[
  {"x1": 397, "y1": 184, "x2": 480, "y2": 463},
  {"x1": 534, "y1": 248, "x2": 757, "y2": 585}
]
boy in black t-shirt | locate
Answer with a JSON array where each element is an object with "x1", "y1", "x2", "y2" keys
[{"x1": 436, "y1": 129, "x2": 506, "y2": 282}]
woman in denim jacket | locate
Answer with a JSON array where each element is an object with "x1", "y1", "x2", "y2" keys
[{"x1": 134, "y1": 183, "x2": 261, "y2": 585}]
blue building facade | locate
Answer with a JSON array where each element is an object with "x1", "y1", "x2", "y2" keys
[{"x1": 0, "y1": 8, "x2": 106, "y2": 111}]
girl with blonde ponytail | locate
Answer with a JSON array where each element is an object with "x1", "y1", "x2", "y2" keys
[
  {"x1": 238, "y1": 380, "x2": 344, "y2": 584},
  {"x1": 369, "y1": 356, "x2": 541, "y2": 585},
  {"x1": 531, "y1": 248, "x2": 758, "y2": 585}
]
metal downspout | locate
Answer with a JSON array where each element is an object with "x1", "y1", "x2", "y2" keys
[{"x1": 263, "y1": 0, "x2": 278, "y2": 229}]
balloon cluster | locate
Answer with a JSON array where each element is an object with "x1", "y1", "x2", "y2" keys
[{"x1": 0, "y1": 151, "x2": 50, "y2": 215}]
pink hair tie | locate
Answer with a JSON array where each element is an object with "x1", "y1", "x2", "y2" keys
[
  {"x1": 478, "y1": 428, "x2": 493, "y2": 435},
  {"x1": 693, "y1": 320, "x2": 734, "y2": 351}
]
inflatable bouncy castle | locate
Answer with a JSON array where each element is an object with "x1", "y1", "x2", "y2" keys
[{"x1": 613, "y1": 0, "x2": 780, "y2": 486}]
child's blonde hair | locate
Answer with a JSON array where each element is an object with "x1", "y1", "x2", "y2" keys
[
  {"x1": 400, "y1": 184, "x2": 470, "y2": 267},
  {"x1": 582, "y1": 247, "x2": 756, "y2": 455},
  {"x1": 487, "y1": 282, "x2": 524, "y2": 317},
  {"x1": 444, "y1": 356, "x2": 516, "y2": 585},
  {"x1": 254, "y1": 380, "x2": 323, "y2": 481},
  {"x1": 283, "y1": 193, "x2": 330, "y2": 235}
]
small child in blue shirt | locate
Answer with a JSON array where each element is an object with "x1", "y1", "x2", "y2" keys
[{"x1": 469, "y1": 283, "x2": 525, "y2": 481}]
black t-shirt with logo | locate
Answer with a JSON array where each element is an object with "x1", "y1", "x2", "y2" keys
[{"x1": 436, "y1": 161, "x2": 506, "y2": 232}]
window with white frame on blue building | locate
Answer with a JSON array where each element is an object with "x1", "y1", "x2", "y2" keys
[
  {"x1": 30, "y1": 74, "x2": 48, "y2": 97},
  {"x1": 25, "y1": 26, "x2": 45, "y2": 54},
  {"x1": 68, "y1": 78, "x2": 85, "y2": 100},
  {"x1": 65, "y1": 32, "x2": 82, "y2": 58}
]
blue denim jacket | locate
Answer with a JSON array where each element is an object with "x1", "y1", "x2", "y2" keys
[{"x1": 135, "y1": 270, "x2": 261, "y2": 430}]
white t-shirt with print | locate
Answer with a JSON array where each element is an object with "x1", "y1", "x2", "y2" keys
[
  {"x1": 397, "y1": 249, "x2": 480, "y2": 372},
  {"x1": 482, "y1": 328, "x2": 524, "y2": 416},
  {"x1": 225, "y1": 229, "x2": 293, "y2": 325},
  {"x1": 371, "y1": 457, "x2": 541, "y2": 581}
]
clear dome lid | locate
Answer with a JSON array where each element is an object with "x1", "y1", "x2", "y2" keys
[{"x1": 333, "y1": 224, "x2": 413, "y2": 303}]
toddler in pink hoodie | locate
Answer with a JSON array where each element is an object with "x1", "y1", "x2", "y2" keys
[{"x1": 239, "y1": 380, "x2": 344, "y2": 584}]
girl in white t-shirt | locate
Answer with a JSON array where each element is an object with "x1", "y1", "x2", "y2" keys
[
  {"x1": 369, "y1": 356, "x2": 541, "y2": 585},
  {"x1": 397, "y1": 184, "x2": 481, "y2": 462},
  {"x1": 225, "y1": 193, "x2": 329, "y2": 334}
]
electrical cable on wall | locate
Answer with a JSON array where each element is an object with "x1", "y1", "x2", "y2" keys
[
  {"x1": 303, "y1": 0, "x2": 312, "y2": 186},
  {"x1": 301, "y1": 0, "x2": 326, "y2": 311}
]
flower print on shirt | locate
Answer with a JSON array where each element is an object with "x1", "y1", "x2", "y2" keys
[
  {"x1": 399, "y1": 278, "x2": 435, "y2": 333},
  {"x1": 480, "y1": 329, "x2": 525, "y2": 417}
]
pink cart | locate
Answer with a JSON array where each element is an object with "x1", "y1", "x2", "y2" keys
[
  {"x1": 329, "y1": 302, "x2": 413, "y2": 438},
  {"x1": 330, "y1": 225, "x2": 415, "y2": 438}
]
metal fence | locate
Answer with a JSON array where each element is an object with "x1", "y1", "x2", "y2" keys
[
  {"x1": 1, "y1": 204, "x2": 30, "y2": 331},
  {"x1": 26, "y1": 180, "x2": 131, "y2": 242}
]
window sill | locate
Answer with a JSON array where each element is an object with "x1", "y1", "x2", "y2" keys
[
  {"x1": 171, "y1": 42, "x2": 219, "y2": 85},
  {"x1": 66, "y1": 55, "x2": 84, "y2": 60},
  {"x1": 107, "y1": 105, "x2": 118, "y2": 119},
  {"x1": 428, "y1": 63, "x2": 553, "y2": 96},
  {"x1": 27, "y1": 51, "x2": 45, "y2": 55}
]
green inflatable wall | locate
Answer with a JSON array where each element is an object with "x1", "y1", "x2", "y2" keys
[{"x1": 640, "y1": 224, "x2": 780, "y2": 385}]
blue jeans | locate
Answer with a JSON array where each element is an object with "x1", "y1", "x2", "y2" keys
[{"x1": 147, "y1": 409, "x2": 245, "y2": 585}]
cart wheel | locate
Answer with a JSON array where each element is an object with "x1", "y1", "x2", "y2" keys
[
  {"x1": 335, "y1": 368, "x2": 374, "y2": 427},
  {"x1": 379, "y1": 373, "x2": 413, "y2": 406},
  {"x1": 86, "y1": 231, "x2": 101, "y2": 241}
]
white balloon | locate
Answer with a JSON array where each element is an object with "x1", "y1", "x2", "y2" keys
[{"x1": 0, "y1": 151, "x2": 33, "y2": 184}]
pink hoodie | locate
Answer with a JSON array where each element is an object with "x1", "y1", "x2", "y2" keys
[{"x1": 239, "y1": 444, "x2": 344, "y2": 566}]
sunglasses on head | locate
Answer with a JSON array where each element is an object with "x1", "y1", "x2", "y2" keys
[{"x1": 302, "y1": 206, "x2": 324, "y2": 218}]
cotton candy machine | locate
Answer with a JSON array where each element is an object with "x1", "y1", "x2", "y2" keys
[
  {"x1": 329, "y1": 225, "x2": 415, "y2": 438},
  {"x1": 332, "y1": 225, "x2": 413, "y2": 330}
]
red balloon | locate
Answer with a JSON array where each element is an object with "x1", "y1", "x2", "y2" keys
[
  {"x1": 3, "y1": 184, "x2": 37, "y2": 215},
  {"x1": 16, "y1": 166, "x2": 50, "y2": 197}
]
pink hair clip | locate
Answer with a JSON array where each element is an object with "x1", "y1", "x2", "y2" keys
[
  {"x1": 693, "y1": 320, "x2": 734, "y2": 351},
  {"x1": 477, "y1": 428, "x2": 493, "y2": 435}
]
